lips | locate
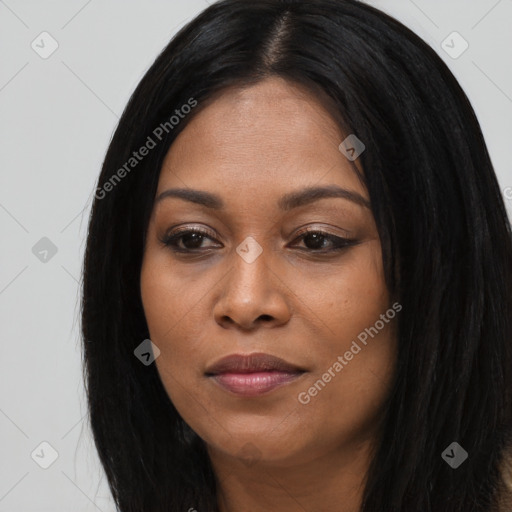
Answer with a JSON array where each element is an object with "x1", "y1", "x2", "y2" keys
[
  {"x1": 205, "y1": 353, "x2": 305, "y2": 375},
  {"x1": 205, "y1": 353, "x2": 306, "y2": 397}
]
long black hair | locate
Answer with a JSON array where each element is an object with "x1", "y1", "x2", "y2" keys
[{"x1": 81, "y1": 0, "x2": 512, "y2": 510}]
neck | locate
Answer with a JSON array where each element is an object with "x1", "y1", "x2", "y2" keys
[{"x1": 209, "y1": 436, "x2": 375, "y2": 512}]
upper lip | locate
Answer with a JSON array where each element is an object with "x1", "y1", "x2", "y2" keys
[{"x1": 205, "y1": 353, "x2": 306, "y2": 375}]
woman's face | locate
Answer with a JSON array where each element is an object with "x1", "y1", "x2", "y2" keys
[{"x1": 140, "y1": 76, "x2": 397, "y2": 469}]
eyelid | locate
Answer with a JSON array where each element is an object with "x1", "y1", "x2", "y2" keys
[
  {"x1": 162, "y1": 224, "x2": 351, "y2": 243},
  {"x1": 159, "y1": 225, "x2": 221, "y2": 251},
  {"x1": 170, "y1": 225, "x2": 213, "y2": 234},
  {"x1": 162, "y1": 224, "x2": 219, "y2": 240},
  {"x1": 160, "y1": 223, "x2": 357, "y2": 255},
  {"x1": 293, "y1": 224, "x2": 353, "y2": 239},
  {"x1": 289, "y1": 228, "x2": 358, "y2": 252}
]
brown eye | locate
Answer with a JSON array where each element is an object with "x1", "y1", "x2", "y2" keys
[
  {"x1": 160, "y1": 227, "x2": 357, "y2": 255},
  {"x1": 161, "y1": 228, "x2": 220, "y2": 252},
  {"x1": 292, "y1": 230, "x2": 358, "y2": 252}
]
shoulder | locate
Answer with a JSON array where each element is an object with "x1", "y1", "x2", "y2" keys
[{"x1": 497, "y1": 442, "x2": 512, "y2": 512}]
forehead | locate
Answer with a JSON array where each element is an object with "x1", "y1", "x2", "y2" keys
[{"x1": 157, "y1": 76, "x2": 366, "y2": 200}]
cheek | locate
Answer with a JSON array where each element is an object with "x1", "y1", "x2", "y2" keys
[
  {"x1": 295, "y1": 240, "x2": 390, "y2": 347},
  {"x1": 140, "y1": 260, "x2": 193, "y2": 350},
  {"x1": 291, "y1": 243, "x2": 396, "y2": 431},
  {"x1": 298, "y1": 323, "x2": 397, "y2": 451},
  {"x1": 140, "y1": 258, "x2": 228, "y2": 447},
  {"x1": 140, "y1": 252, "x2": 202, "y2": 332},
  {"x1": 140, "y1": 253, "x2": 214, "y2": 412},
  {"x1": 140, "y1": 247, "x2": 227, "y2": 364}
]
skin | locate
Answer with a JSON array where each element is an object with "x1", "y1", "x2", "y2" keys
[{"x1": 140, "y1": 76, "x2": 398, "y2": 512}]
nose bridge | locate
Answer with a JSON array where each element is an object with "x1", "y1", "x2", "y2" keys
[
  {"x1": 213, "y1": 235, "x2": 289, "y2": 328},
  {"x1": 230, "y1": 235, "x2": 272, "y2": 301}
]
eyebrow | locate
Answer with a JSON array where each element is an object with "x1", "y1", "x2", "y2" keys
[{"x1": 155, "y1": 185, "x2": 371, "y2": 210}]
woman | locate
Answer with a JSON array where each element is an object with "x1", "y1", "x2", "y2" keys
[{"x1": 81, "y1": 0, "x2": 512, "y2": 510}]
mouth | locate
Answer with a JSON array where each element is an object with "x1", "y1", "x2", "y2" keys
[{"x1": 205, "y1": 352, "x2": 307, "y2": 397}]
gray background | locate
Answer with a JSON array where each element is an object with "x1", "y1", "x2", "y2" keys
[{"x1": 1, "y1": 1, "x2": 511, "y2": 510}]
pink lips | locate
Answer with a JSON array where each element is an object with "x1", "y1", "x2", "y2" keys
[{"x1": 205, "y1": 353, "x2": 306, "y2": 397}]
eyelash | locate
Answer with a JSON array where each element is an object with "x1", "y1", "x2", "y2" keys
[{"x1": 160, "y1": 227, "x2": 358, "y2": 255}]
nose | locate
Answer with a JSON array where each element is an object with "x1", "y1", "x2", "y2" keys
[{"x1": 213, "y1": 243, "x2": 292, "y2": 331}]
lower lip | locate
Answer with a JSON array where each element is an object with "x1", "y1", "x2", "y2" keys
[{"x1": 209, "y1": 371, "x2": 304, "y2": 396}]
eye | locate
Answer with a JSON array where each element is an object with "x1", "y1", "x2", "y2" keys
[
  {"x1": 160, "y1": 227, "x2": 220, "y2": 252},
  {"x1": 160, "y1": 226, "x2": 358, "y2": 255},
  {"x1": 290, "y1": 228, "x2": 358, "y2": 252}
]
